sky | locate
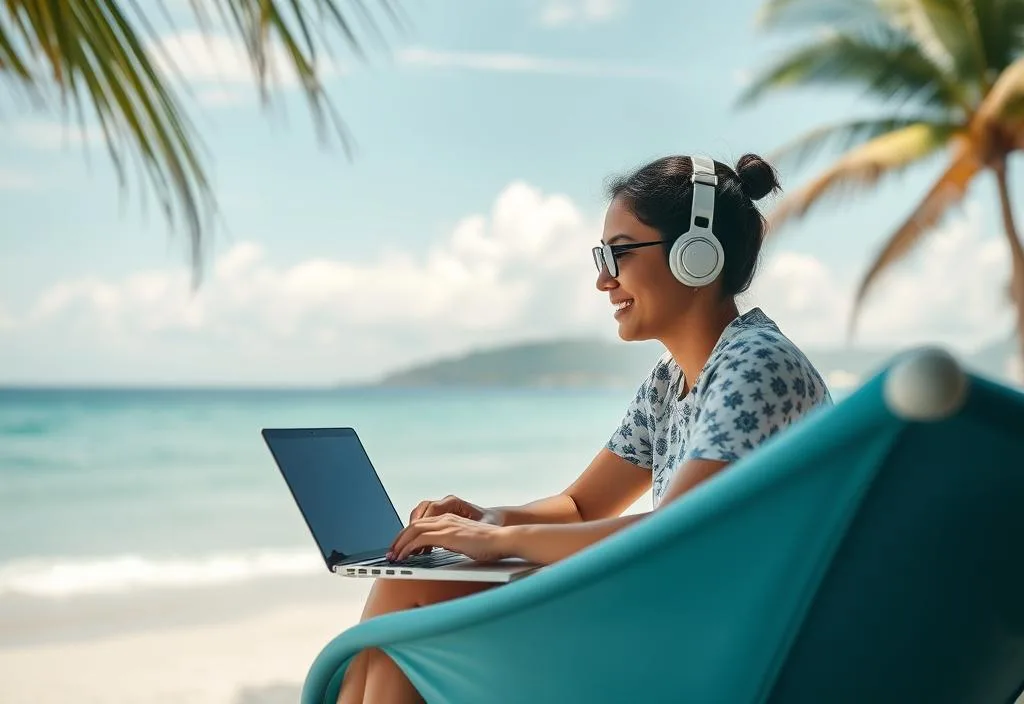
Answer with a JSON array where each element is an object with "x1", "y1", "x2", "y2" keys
[{"x1": 1, "y1": 0, "x2": 1020, "y2": 386}]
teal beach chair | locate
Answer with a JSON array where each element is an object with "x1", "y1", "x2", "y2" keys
[{"x1": 302, "y1": 347, "x2": 1024, "y2": 704}]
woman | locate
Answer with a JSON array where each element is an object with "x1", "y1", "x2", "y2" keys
[{"x1": 338, "y1": 153, "x2": 832, "y2": 703}]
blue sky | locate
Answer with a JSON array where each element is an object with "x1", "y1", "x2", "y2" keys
[{"x1": 0, "y1": 0, "x2": 1019, "y2": 385}]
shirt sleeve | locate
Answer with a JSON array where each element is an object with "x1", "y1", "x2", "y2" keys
[
  {"x1": 605, "y1": 358, "x2": 665, "y2": 470},
  {"x1": 683, "y1": 339, "x2": 826, "y2": 464}
]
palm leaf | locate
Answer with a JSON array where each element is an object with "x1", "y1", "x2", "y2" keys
[
  {"x1": 0, "y1": 0, "x2": 399, "y2": 283},
  {"x1": 767, "y1": 121, "x2": 962, "y2": 231},
  {"x1": 975, "y1": 56, "x2": 1024, "y2": 128},
  {"x1": 738, "y1": 26, "x2": 971, "y2": 114},
  {"x1": 766, "y1": 115, "x2": 961, "y2": 171},
  {"x1": 0, "y1": 19, "x2": 32, "y2": 81},
  {"x1": 883, "y1": 0, "x2": 989, "y2": 88},
  {"x1": 849, "y1": 144, "x2": 982, "y2": 332},
  {"x1": 755, "y1": 0, "x2": 887, "y2": 30},
  {"x1": 971, "y1": 0, "x2": 1024, "y2": 76}
]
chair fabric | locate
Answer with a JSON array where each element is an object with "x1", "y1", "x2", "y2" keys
[{"x1": 302, "y1": 348, "x2": 1024, "y2": 704}]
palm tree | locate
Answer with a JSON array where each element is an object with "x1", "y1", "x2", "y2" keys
[
  {"x1": 739, "y1": 0, "x2": 1024, "y2": 367},
  {"x1": 0, "y1": 0, "x2": 402, "y2": 282}
]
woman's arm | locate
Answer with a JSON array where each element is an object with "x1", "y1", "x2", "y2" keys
[
  {"x1": 495, "y1": 448, "x2": 652, "y2": 525},
  {"x1": 390, "y1": 458, "x2": 727, "y2": 564},
  {"x1": 497, "y1": 458, "x2": 727, "y2": 564},
  {"x1": 411, "y1": 448, "x2": 652, "y2": 527}
]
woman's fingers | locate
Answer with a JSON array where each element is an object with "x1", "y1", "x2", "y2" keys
[
  {"x1": 409, "y1": 496, "x2": 461, "y2": 523},
  {"x1": 422, "y1": 496, "x2": 465, "y2": 519},
  {"x1": 395, "y1": 532, "x2": 442, "y2": 561},
  {"x1": 389, "y1": 514, "x2": 447, "y2": 559},
  {"x1": 409, "y1": 500, "x2": 432, "y2": 523},
  {"x1": 409, "y1": 501, "x2": 451, "y2": 554}
]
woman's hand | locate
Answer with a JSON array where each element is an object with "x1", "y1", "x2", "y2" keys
[
  {"x1": 388, "y1": 514, "x2": 513, "y2": 563},
  {"x1": 409, "y1": 495, "x2": 505, "y2": 526},
  {"x1": 405, "y1": 495, "x2": 505, "y2": 555}
]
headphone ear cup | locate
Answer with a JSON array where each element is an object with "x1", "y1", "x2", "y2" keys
[{"x1": 669, "y1": 233, "x2": 725, "y2": 287}]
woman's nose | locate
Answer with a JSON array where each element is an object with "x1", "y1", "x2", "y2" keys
[{"x1": 595, "y1": 265, "x2": 617, "y2": 291}]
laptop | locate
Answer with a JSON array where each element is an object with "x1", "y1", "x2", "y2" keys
[{"x1": 261, "y1": 427, "x2": 541, "y2": 583}]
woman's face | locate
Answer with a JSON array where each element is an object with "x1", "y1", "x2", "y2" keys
[{"x1": 597, "y1": 196, "x2": 692, "y2": 342}]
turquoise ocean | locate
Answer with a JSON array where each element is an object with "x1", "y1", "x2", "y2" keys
[{"x1": 0, "y1": 387, "x2": 636, "y2": 602}]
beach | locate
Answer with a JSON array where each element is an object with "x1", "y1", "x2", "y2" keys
[
  {"x1": 0, "y1": 575, "x2": 371, "y2": 704},
  {"x1": 0, "y1": 386, "x2": 626, "y2": 703}
]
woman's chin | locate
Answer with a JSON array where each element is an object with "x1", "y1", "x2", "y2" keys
[{"x1": 616, "y1": 321, "x2": 646, "y2": 342}]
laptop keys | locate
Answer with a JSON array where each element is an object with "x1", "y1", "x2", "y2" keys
[{"x1": 364, "y1": 549, "x2": 465, "y2": 568}]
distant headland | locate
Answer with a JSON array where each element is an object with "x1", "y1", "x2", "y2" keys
[{"x1": 368, "y1": 336, "x2": 1017, "y2": 391}]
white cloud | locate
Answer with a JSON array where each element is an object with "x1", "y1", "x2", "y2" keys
[
  {"x1": 732, "y1": 68, "x2": 753, "y2": 88},
  {"x1": 147, "y1": 31, "x2": 341, "y2": 103},
  {"x1": 746, "y1": 205, "x2": 1013, "y2": 353},
  {"x1": 0, "y1": 169, "x2": 32, "y2": 189},
  {"x1": 4, "y1": 182, "x2": 606, "y2": 384},
  {"x1": 194, "y1": 87, "x2": 249, "y2": 108},
  {"x1": 539, "y1": 0, "x2": 624, "y2": 27},
  {"x1": 2, "y1": 184, "x2": 1018, "y2": 385},
  {"x1": 396, "y1": 46, "x2": 673, "y2": 80},
  {"x1": 150, "y1": 33, "x2": 260, "y2": 84},
  {"x1": 8, "y1": 122, "x2": 104, "y2": 150}
]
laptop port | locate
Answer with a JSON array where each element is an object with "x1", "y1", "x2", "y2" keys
[
  {"x1": 372, "y1": 569, "x2": 380, "y2": 575},
  {"x1": 347, "y1": 569, "x2": 355, "y2": 574},
  {"x1": 385, "y1": 570, "x2": 395, "y2": 575},
  {"x1": 400, "y1": 570, "x2": 412, "y2": 575},
  {"x1": 358, "y1": 569, "x2": 367, "y2": 575}
]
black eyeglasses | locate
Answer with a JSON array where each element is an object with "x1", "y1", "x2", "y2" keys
[{"x1": 592, "y1": 241, "x2": 664, "y2": 277}]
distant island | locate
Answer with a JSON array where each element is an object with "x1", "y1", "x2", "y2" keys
[
  {"x1": 371, "y1": 336, "x2": 1017, "y2": 391},
  {"x1": 374, "y1": 338, "x2": 665, "y2": 389}
]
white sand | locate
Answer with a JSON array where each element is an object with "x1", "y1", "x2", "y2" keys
[{"x1": 0, "y1": 597, "x2": 366, "y2": 704}]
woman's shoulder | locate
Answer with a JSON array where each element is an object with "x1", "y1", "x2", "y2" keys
[
  {"x1": 631, "y1": 349, "x2": 679, "y2": 407},
  {"x1": 703, "y1": 310, "x2": 831, "y2": 402}
]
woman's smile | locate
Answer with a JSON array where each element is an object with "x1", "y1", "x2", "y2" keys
[{"x1": 612, "y1": 299, "x2": 634, "y2": 319}]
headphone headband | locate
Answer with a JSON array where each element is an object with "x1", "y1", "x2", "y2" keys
[{"x1": 689, "y1": 155, "x2": 717, "y2": 235}]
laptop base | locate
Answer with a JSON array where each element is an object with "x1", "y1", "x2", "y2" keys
[{"x1": 336, "y1": 558, "x2": 540, "y2": 583}]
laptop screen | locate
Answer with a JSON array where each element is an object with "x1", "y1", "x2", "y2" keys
[{"x1": 262, "y1": 428, "x2": 403, "y2": 568}]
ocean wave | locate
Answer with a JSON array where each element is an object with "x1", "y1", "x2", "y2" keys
[
  {"x1": 0, "y1": 420, "x2": 54, "y2": 436},
  {"x1": 0, "y1": 549, "x2": 323, "y2": 598}
]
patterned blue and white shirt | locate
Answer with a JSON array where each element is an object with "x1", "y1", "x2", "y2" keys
[{"x1": 607, "y1": 307, "x2": 832, "y2": 506}]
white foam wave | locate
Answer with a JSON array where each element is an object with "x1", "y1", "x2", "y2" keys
[{"x1": 0, "y1": 549, "x2": 323, "y2": 598}]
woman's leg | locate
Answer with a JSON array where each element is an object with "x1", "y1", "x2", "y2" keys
[{"x1": 337, "y1": 578, "x2": 495, "y2": 704}]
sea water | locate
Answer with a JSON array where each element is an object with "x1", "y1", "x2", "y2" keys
[{"x1": 0, "y1": 387, "x2": 633, "y2": 601}]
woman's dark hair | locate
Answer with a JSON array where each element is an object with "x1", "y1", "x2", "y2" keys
[{"x1": 606, "y1": 153, "x2": 781, "y2": 296}]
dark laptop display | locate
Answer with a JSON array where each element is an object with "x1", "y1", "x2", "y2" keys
[{"x1": 261, "y1": 428, "x2": 403, "y2": 568}]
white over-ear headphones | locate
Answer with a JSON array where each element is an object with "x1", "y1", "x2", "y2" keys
[{"x1": 668, "y1": 155, "x2": 724, "y2": 287}]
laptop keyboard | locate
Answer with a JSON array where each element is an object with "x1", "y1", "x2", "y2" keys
[{"x1": 365, "y1": 549, "x2": 466, "y2": 569}]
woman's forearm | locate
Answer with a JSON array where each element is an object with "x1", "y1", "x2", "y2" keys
[
  {"x1": 492, "y1": 494, "x2": 582, "y2": 526},
  {"x1": 499, "y1": 513, "x2": 649, "y2": 565}
]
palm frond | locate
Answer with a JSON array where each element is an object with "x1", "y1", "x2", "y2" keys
[
  {"x1": 884, "y1": 0, "x2": 991, "y2": 93},
  {"x1": 0, "y1": 19, "x2": 32, "y2": 82},
  {"x1": 767, "y1": 121, "x2": 961, "y2": 231},
  {"x1": 849, "y1": 144, "x2": 982, "y2": 333},
  {"x1": 975, "y1": 56, "x2": 1024, "y2": 128},
  {"x1": 0, "y1": 0, "x2": 399, "y2": 283},
  {"x1": 972, "y1": 0, "x2": 1024, "y2": 76},
  {"x1": 766, "y1": 115, "x2": 962, "y2": 172},
  {"x1": 737, "y1": 26, "x2": 971, "y2": 114},
  {"x1": 755, "y1": 0, "x2": 886, "y2": 30}
]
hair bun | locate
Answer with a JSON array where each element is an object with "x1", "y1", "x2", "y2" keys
[{"x1": 735, "y1": 153, "x2": 781, "y2": 201}]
